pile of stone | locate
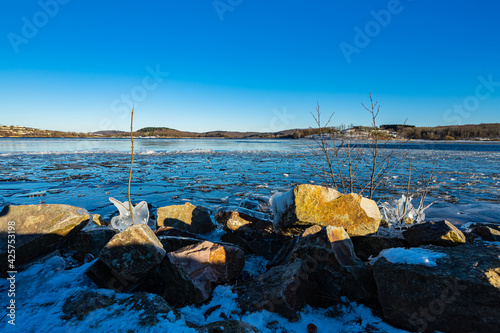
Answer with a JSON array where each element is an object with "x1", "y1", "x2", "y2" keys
[{"x1": 1, "y1": 184, "x2": 498, "y2": 333}]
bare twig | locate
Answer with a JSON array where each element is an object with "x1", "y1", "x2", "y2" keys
[{"x1": 128, "y1": 105, "x2": 134, "y2": 219}]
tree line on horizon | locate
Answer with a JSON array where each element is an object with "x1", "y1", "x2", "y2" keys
[{"x1": 1, "y1": 123, "x2": 499, "y2": 141}]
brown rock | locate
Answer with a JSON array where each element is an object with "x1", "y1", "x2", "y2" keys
[
  {"x1": 272, "y1": 184, "x2": 381, "y2": 236},
  {"x1": 402, "y1": 220, "x2": 466, "y2": 247},
  {"x1": 157, "y1": 202, "x2": 215, "y2": 234},
  {"x1": 0, "y1": 204, "x2": 90, "y2": 274},
  {"x1": 88, "y1": 224, "x2": 165, "y2": 290},
  {"x1": 471, "y1": 226, "x2": 500, "y2": 242},
  {"x1": 372, "y1": 244, "x2": 500, "y2": 333},
  {"x1": 156, "y1": 241, "x2": 245, "y2": 306}
]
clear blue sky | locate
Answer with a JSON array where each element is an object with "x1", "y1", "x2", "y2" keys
[{"x1": 1, "y1": 0, "x2": 499, "y2": 133}]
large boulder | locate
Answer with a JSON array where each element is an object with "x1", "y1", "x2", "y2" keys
[
  {"x1": 272, "y1": 184, "x2": 381, "y2": 236},
  {"x1": 288, "y1": 225, "x2": 376, "y2": 305},
  {"x1": 372, "y1": 244, "x2": 500, "y2": 333},
  {"x1": 87, "y1": 224, "x2": 165, "y2": 291},
  {"x1": 154, "y1": 241, "x2": 245, "y2": 306},
  {"x1": 237, "y1": 225, "x2": 376, "y2": 319},
  {"x1": 157, "y1": 202, "x2": 215, "y2": 234},
  {"x1": 402, "y1": 220, "x2": 466, "y2": 247},
  {"x1": 0, "y1": 204, "x2": 90, "y2": 274}
]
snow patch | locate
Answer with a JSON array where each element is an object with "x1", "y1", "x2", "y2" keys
[{"x1": 370, "y1": 247, "x2": 447, "y2": 267}]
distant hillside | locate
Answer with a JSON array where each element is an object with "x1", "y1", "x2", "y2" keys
[
  {"x1": 0, "y1": 125, "x2": 94, "y2": 138},
  {"x1": 1, "y1": 123, "x2": 499, "y2": 141},
  {"x1": 136, "y1": 127, "x2": 303, "y2": 139}
]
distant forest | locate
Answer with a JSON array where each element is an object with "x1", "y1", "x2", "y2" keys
[
  {"x1": 1, "y1": 123, "x2": 499, "y2": 141},
  {"x1": 395, "y1": 123, "x2": 500, "y2": 140}
]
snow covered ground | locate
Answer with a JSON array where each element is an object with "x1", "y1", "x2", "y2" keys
[{"x1": 1, "y1": 254, "x2": 409, "y2": 333}]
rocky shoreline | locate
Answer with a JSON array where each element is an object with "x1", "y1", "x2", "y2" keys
[{"x1": 1, "y1": 184, "x2": 499, "y2": 332}]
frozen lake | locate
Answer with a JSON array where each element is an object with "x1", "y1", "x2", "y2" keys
[{"x1": 0, "y1": 137, "x2": 499, "y2": 226}]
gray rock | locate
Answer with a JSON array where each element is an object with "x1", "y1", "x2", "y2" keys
[
  {"x1": 87, "y1": 224, "x2": 165, "y2": 291},
  {"x1": 372, "y1": 244, "x2": 500, "y2": 333}
]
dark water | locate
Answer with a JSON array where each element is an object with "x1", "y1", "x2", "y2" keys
[{"x1": 0, "y1": 138, "x2": 499, "y2": 226}]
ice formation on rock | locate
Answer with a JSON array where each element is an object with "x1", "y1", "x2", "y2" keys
[{"x1": 109, "y1": 197, "x2": 149, "y2": 231}]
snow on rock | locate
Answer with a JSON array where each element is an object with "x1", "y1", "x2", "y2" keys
[{"x1": 370, "y1": 247, "x2": 447, "y2": 267}]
